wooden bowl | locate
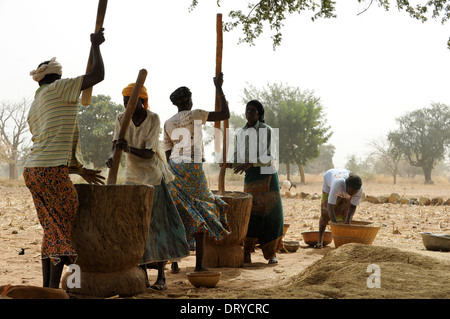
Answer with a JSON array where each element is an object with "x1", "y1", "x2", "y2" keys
[
  {"x1": 301, "y1": 230, "x2": 332, "y2": 247},
  {"x1": 330, "y1": 220, "x2": 380, "y2": 248},
  {"x1": 283, "y1": 240, "x2": 300, "y2": 252},
  {"x1": 187, "y1": 271, "x2": 221, "y2": 288},
  {"x1": 420, "y1": 232, "x2": 450, "y2": 252}
]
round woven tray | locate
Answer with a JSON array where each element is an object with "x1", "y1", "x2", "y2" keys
[{"x1": 330, "y1": 220, "x2": 380, "y2": 248}]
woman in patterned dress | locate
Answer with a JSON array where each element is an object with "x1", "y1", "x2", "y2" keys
[
  {"x1": 227, "y1": 100, "x2": 284, "y2": 264},
  {"x1": 163, "y1": 72, "x2": 231, "y2": 272},
  {"x1": 23, "y1": 29, "x2": 106, "y2": 288},
  {"x1": 107, "y1": 83, "x2": 190, "y2": 290}
]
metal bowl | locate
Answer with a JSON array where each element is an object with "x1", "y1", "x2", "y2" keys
[{"x1": 420, "y1": 232, "x2": 450, "y2": 252}]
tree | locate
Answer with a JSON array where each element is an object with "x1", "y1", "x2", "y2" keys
[
  {"x1": 388, "y1": 103, "x2": 450, "y2": 184},
  {"x1": 77, "y1": 95, "x2": 124, "y2": 169},
  {"x1": 190, "y1": 0, "x2": 450, "y2": 48},
  {"x1": 229, "y1": 111, "x2": 247, "y2": 129},
  {"x1": 304, "y1": 144, "x2": 335, "y2": 174},
  {"x1": 345, "y1": 154, "x2": 368, "y2": 175},
  {"x1": 242, "y1": 82, "x2": 332, "y2": 182},
  {"x1": 368, "y1": 136, "x2": 403, "y2": 184},
  {"x1": 0, "y1": 99, "x2": 31, "y2": 180}
]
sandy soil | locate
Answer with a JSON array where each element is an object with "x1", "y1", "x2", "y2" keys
[{"x1": 1, "y1": 176, "x2": 449, "y2": 300}]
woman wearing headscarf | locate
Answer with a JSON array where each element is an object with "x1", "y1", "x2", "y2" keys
[
  {"x1": 227, "y1": 100, "x2": 284, "y2": 264},
  {"x1": 23, "y1": 29, "x2": 106, "y2": 288},
  {"x1": 163, "y1": 72, "x2": 231, "y2": 272},
  {"x1": 106, "y1": 83, "x2": 190, "y2": 290}
]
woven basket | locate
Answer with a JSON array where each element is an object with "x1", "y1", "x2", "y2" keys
[{"x1": 330, "y1": 220, "x2": 380, "y2": 248}]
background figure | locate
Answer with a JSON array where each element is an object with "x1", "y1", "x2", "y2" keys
[
  {"x1": 164, "y1": 73, "x2": 230, "y2": 272},
  {"x1": 229, "y1": 100, "x2": 284, "y2": 264},
  {"x1": 315, "y1": 168, "x2": 363, "y2": 248},
  {"x1": 107, "y1": 83, "x2": 190, "y2": 290},
  {"x1": 23, "y1": 29, "x2": 106, "y2": 288}
]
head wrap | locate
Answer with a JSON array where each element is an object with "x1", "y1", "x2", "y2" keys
[
  {"x1": 30, "y1": 57, "x2": 62, "y2": 82},
  {"x1": 122, "y1": 83, "x2": 149, "y2": 109},
  {"x1": 247, "y1": 99, "x2": 265, "y2": 123},
  {"x1": 169, "y1": 86, "x2": 192, "y2": 105}
]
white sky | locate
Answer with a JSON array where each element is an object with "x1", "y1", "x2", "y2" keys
[{"x1": 1, "y1": 0, "x2": 450, "y2": 168}]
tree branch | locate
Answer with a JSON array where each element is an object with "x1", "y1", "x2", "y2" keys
[{"x1": 357, "y1": 0, "x2": 374, "y2": 16}]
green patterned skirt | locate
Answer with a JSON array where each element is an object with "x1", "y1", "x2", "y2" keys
[{"x1": 128, "y1": 178, "x2": 191, "y2": 264}]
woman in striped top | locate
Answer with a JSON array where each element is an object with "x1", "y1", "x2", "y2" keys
[{"x1": 23, "y1": 28, "x2": 106, "y2": 289}]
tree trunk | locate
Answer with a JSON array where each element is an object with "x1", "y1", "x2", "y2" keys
[
  {"x1": 286, "y1": 163, "x2": 291, "y2": 181},
  {"x1": 8, "y1": 161, "x2": 17, "y2": 180},
  {"x1": 298, "y1": 164, "x2": 305, "y2": 184},
  {"x1": 204, "y1": 191, "x2": 252, "y2": 268},
  {"x1": 8, "y1": 149, "x2": 18, "y2": 180},
  {"x1": 63, "y1": 184, "x2": 154, "y2": 298},
  {"x1": 392, "y1": 166, "x2": 397, "y2": 185},
  {"x1": 423, "y1": 165, "x2": 434, "y2": 184}
]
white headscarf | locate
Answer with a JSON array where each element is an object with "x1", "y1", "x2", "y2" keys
[{"x1": 30, "y1": 57, "x2": 62, "y2": 82}]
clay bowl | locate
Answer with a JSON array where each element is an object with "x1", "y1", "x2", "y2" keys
[
  {"x1": 301, "y1": 230, "x2": 332, "y2": 247},
  {"x1": 330, "y1": 220, "x2": 380, "y2": 248},
  {"x1": 282, "y1": 240, "x2": 300, "y2": 252},
  {"x1": 187, "y1": 271, "x2": 221, "y2": 288}
]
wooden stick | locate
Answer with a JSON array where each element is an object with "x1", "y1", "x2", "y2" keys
[
  {"x1": 214, "y1": 13, "x2": 228, "y2": 195},
  {"x1": 106, "y1": 69, "x2": 148, "y2": 185},
  {"x1": 214, "y1": 13, "x2": 223, "y2": 153},
  {"x1": 80, "y1": 0, "x2": 108, "y2": 106}
]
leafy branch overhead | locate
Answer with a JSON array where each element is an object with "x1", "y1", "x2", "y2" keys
[{"x1": 190, "y1": 0, "x2": 450, "y2": 49}]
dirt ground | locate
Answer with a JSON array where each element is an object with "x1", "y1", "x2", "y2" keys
[{"x1": 1, "y1": 175, "x2": 449, "y2": 299}]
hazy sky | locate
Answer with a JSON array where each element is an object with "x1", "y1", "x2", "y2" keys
[{"x1": 1, "y1": 0, "x2": 450, "y2": 169}]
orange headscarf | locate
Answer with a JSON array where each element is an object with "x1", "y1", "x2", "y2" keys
[{"x1": 122, "y1": 83, "x2": 149, "y2": 109}]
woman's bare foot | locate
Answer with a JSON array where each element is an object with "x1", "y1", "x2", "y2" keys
[{"x1": 150, "y1": 280, "x2": 167, "y2": 291}]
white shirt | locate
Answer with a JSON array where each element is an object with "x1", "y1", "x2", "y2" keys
[
  {"x1": 114, "y1": 109, "x2": 173, "y2": 186},
  {"x1": 322, "y1": 168, "x2": 363, "y2": 206}
]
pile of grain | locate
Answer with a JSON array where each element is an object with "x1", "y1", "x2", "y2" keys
[{"x1": 222, "y1": 243, "x2": 450, "y2": 299}]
